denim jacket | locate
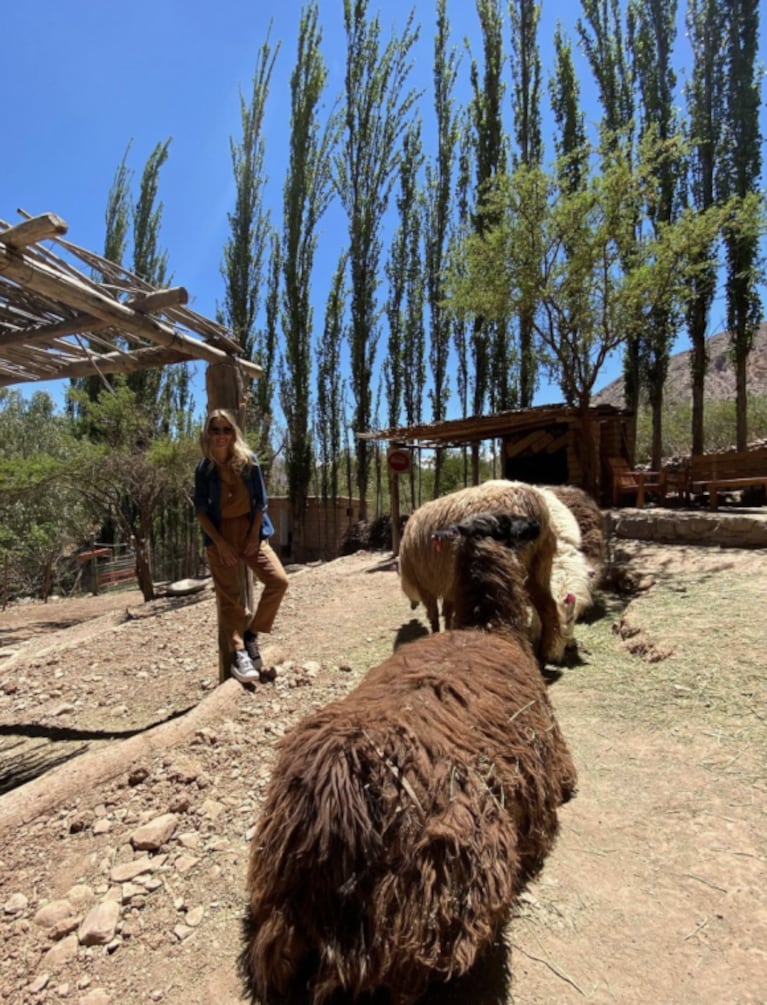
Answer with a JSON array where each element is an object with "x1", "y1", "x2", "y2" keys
[{"x1": 194, "y1": 453, "x2": 274, "y2": 547}]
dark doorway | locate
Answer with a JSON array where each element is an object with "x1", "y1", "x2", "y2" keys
[{"x1": 505, "y1": 444, "x2": 569, "y2": 485}]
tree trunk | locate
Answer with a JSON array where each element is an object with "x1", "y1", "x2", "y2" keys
[
  {"x1": 134, "y1": 533, "x2": 155, "y2": 602},
  {"x1": 690, "y1": 329, "x2": 707, "y2": 455},
  {"x1": 577, "y1": 403, "x2": 598, "y2": 499},
  {"x1": 735, "y1": 351, "x2": 748, "y2": 451}
]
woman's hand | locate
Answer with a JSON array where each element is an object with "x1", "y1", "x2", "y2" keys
[{"x1": 216, "y1": 539, "x2": 240, "y2": 567}]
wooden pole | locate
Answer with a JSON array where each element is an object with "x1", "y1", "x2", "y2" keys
[
  {"x1": 390, "y1": 469, "x2": 401, "y2": 555},
  {"x1": 203, "y1": 360, "x2": 254, "y2": 684}
]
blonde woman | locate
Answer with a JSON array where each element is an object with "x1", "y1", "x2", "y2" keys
[{"x1": 194, "y1": 410, "x2": 288, "y2": 684}]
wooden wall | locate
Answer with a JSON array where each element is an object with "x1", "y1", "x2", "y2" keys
[
  {"x1": 268, "y1": 496, "x2": 361, "y2": 562},
  {"x1": 502, "y1": 413, "x2": 630, "y2": 505}
]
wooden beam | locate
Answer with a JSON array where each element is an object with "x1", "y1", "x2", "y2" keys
[
  {"x1": 0, "y1": 315, "x2": 110, "y2": 345},
  {"x1": 0, "y1": 213, "x2": 68, "y2": 249},
  {"x1": 0, "y1": 346, "x2": 194, "y2": 387},
  {"x1": 127, "y1": 286, "x2": 188, "y2": 311},
  {"x1": 0, "y1": 287, "x2": 189, "y2": 348},
  {"x1": 0, "y1": 243, "x2": 262, "y2": 379}
]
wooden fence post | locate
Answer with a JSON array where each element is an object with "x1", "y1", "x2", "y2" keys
[{"x1": 204, "y1": 360, "x2": 255, "y2": 684}]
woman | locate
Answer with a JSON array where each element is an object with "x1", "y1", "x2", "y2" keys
[{"x1": 194, "y1": 409, "x2": 288, "y2": 684}]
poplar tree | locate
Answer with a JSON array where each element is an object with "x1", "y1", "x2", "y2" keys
[
  {"x1": 424, "y1": 0, "x2": 459, "y2": 497},
  {"x1": 316, "y1": 252, "x2": 347, "y2": 550},
  {"x1": 336, "y1": 0, "x2": 419, "y2": 518},
  {"x1": 222, "y1": 30, "x2": 279, "y2": 363},
  {"x1": 451, "y1": 123, "x2": 473, "y2": 482},
  {"x1": 577, "y1": 0, "x2": 642, "y2": 428},
  {"x1": 684, "y1": 0, "x2": 726, "y2": 454},
  {"x1": 549, "y1": 27, "x2": 587, "y2": 195},
  {"x1": 466, "y1": 0, "x2": 506, "y2": 478},
  {"x1": 509, "y1": 0, "x2": 542, "y2": 408},
  {"x1": 253, "y1": 231, "x2": 280, "y2": 474},
  {"x1": 132, "y1": 139, "x2": 171, "y2": 290},
  {"x1": 387, "y1": 121, "x2": 425, "y2": 504},
  {"x1": 629, "y1": 0, "x2": 681, "y2": 470},
  {"x1": 280, "y1": 1, "x2": 336, "y2": 551},
  {"x1": 385, "y1": 120, "x2": 425, "y2": 432},
  {"x1": 70, "y1": 144, "x2": 134, "y2": 410},
  {"x1": 720, "y1": 0, "x2": 763, "y2": 449}
]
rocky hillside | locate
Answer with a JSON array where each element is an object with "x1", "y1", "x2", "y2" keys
[{"x1": 594, "y1": 322, "x2": 767, "y2": 408}]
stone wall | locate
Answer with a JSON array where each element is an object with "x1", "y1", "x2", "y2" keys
[{"x1": 606, "y1": 508, "x2": 767, "y2": 549}]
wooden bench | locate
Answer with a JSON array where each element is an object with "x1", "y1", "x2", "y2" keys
[
  {"x1": 607, "y1": 457, "x2": 667, "y2": 509},
  {"x1": 686, "y1": 447, "x2": 767, "y2": 510}
]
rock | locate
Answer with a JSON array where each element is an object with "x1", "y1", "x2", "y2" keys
[
  {"x1": 66, "y1": 885, "x2": 95, "y2": 910},
  {"x1": 40, "y1": 932, "x2": 78, "y2": 969},
  {"x1": 199, "y1": 799, "x2": 225, "y2": 820},
  {"x1": 32, "y1": 904, "x2": 73, "y2": 932},
  {"x1": 28, "y1": 973, "x2": 50, "y2": 993},
  {"x1": 167, "y1": 756, "x2": 202, "y2": 783},
  {"x1": 177, "y1": 831, "x2": 201, "y2": 849},
  {"x1": 79, "y1": 990, "x2": 112, "y2": 1005},
  {"x1": 130, "y1": 813, "x2": 179, "y2": 851},
  {"x1": 175, "y1": 854, "x2": 199, "y2": 874},
  {"x1": 78, "y1": 900, "x2": 120, "y2": 946},
  {"x1": 3, "y1": 892, "x2": 28, "y2": 915},
  {"x1": 121, "y1": 883, "x2": 146, "y2": 904},
  {"x1": 48, "y1": 916, "x2": 80, "y2": 940},
  {"x1": 185, "y1": 905, "x2": 204, "y2": 927}
]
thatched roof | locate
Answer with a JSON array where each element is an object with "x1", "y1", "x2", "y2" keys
[
  {"x1": 357, "y1": 402, "x2": 627, "y2": 450},
  {"x1": 0, "y1": 212, "x2": 261, "y2": 389}
]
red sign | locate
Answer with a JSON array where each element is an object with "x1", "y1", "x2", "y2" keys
[{"x1": 387, "y1": 448, "x2": 411, "y2": 473}]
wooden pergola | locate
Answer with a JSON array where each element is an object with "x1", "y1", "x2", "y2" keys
[{"x1": 0, "y1": 212, "x2": 262, "y2": 389}]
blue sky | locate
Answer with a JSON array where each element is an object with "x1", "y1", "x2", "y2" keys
[{"x1": 3, "y1": 1, "x2": 765, "y2": 422}]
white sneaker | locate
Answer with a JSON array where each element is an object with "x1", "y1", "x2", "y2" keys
[{"x1": 231, "y1": 650, "x2": 260, "y2": 684}]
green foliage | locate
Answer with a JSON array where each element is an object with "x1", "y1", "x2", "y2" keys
[
  {"x1": 634, "y1": 393, "x2": 767, "y2": 460},
  {"x1": 280, "y1": 1, "x2": 337, "y2": 523},
  {"x1": 337, "y1": 0, "x2": 420, "y2": 516},
  {"x1": 223, "y1": 30, "x2": 279, "y2": 359},
  {"x1": 0, "y1": 391, "x2": 92, "y2": 598}
]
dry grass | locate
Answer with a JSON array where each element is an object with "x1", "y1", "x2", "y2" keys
[{"x1": 560, "y1": 545, "x2": 767, "y2": 794}]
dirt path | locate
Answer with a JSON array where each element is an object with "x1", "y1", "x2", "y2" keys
[{"x1": 0, "y1": 543, "x2": 765, "y2": 1005}]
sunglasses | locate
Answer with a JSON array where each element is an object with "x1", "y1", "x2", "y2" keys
[{"x1": 209, "y1": 425, "x2": 233, "y2": 435}]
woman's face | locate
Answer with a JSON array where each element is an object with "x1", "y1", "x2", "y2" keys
[{"x1": 207, "y1": 418, "x2": 234, "y2": 452}]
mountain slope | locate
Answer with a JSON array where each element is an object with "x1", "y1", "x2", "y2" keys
[{"x1": 593, "y1": 322, "x2": 767, "y2": 408}]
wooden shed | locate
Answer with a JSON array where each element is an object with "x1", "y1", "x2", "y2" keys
[{"x1": 358, "y1": 402, "x2": 635, "y2": 509}]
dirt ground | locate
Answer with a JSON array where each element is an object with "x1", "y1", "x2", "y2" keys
[{"x1": 0, "y1": 536, "x2": 765, "y2": 1005}]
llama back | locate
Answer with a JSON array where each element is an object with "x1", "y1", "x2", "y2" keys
[
  {"x1": 242, "y1": 631, "x2": 575, "y2": 1004},
  {"x1": 399, "y1": 480, "x2": 556, "y2": 635}
]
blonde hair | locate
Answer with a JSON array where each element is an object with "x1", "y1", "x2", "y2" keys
[{"x1": 201, "y1": 409, "x2": 253, "y2": 473}]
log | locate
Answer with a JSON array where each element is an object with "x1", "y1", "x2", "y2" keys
[
  {"x1": 0, "y1": 648, "x2": 280, "y2": 838},
  {"x1": 0, "y1": 213, "x2": 68, "y2": 248}
]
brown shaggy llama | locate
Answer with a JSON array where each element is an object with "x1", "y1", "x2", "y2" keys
[
  {"x1": 398, "y1": 480, "x2": 566, "y2": 663},
  {"x1": 241, "y1": 511, "x2": 577, "y2": 1005}
]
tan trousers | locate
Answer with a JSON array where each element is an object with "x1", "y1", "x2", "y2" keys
[{"x1": 206, "y1": 515, "x2": 289, "y2": 652}]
